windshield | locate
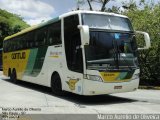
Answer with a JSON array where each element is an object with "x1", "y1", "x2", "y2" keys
[
  {"x1": 82, "y1": 14, "x2": 138, "y2": 70},
  {"x1": 85, "y1": 31, "x2": 138, "y2": 70},
  {"x1": 85, "y1": 31, "x2": 135, "y2": 59},
  {"x1": 82, "y1": 14, "x2": 133, "y2": 32}
]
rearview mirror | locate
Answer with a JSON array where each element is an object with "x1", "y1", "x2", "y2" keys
[
  {"x1": 78, "y1": 25, "x2": 90, "y2": 46},
  {"x1": 135, "y1": 31, "x2": 151, "y2": 50}
]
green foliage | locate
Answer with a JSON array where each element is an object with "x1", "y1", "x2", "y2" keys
[
  {"x1": 0, "y1": 9, "x2": 29, "y2": 48},
  {"x1": 106, "y1": 6, "x2": 119, "y2": 13},
  {"x1": 123, "y1": 1, "x2": 160, "y2": 86}
]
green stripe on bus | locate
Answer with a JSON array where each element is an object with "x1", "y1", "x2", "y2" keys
[
  {"x1": 24, "y1": 47, "x2": 48, "y2": 77},
  {"x1": 30, "y1": 46, "x2": 48, "y2": 77},
  {"x1": 115, "y1": 70, "x2": 135, "y2": 80},
  {"x1": 125, "y1": 70, "x2": 135, "y2": 79},
  {"x1": 24, "y1": 48, "x2": 38, "y2": 75},
  {"x1": 117, "y1": 72, "x2": 128, "y2": 80}
]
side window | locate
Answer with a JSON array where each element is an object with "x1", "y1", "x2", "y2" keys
[
  {"x1": 16, "y1": 36, "x2": 22, "y2": 50},
  {"x1": 26, "y1": 33, "x2": 30, "y2": 48},
  {"x1": 26, "y1": 32, "x2": 36, "y2": 48},
  {"x1": 35, "y1": 28, "x2": 47, "y2": 47},
  {"x1": 21, "y1": 35, "x2": 26, "y2": 49},
  {"x1": 47, "y1": 21, "x2": 61, "y2": 45},
  {"x1": 64, "y1": 15, "x2": 83, "y2": 73},
  {"x1": 11, "y1": 38, "x2": 14, "y2": 50}
]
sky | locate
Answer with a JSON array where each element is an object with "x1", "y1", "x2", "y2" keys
[{"x1": 0, "y1": 0, "x2": 159, "y2": 25}]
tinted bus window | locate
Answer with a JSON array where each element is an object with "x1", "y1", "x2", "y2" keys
[
  {"x1": 64, "y1": 15, "x2": 83, "y2": 73},
  {"x1": 35, "y1": 28, "x2": 47, "y2": 47},
  {"x1": 47, "y1": 21, "x2": 61, "y2": 45}
]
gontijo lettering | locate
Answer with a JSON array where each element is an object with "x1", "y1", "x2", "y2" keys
[{"x1": 11, "y1": 52, "x2": 26, "y2": 59}]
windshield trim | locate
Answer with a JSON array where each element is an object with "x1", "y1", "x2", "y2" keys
[
  {"x1": 89, "y1": 28, "x2": 135, "y2": 34},
  {"x1": 82, "y1": 13, "x2": 134, "y2": 32}
]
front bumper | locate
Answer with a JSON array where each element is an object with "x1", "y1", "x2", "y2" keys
[{"x1": 82, "y1": 78, "x2": 139, "y2": 95}]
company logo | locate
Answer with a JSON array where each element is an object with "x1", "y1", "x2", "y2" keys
[
  {"x1": 66, "y1": 79, "x2": 79, "y2": 90},
  {"x1": 104, "y1": 73, "x2": 115, "y2": 76},
  {"x1": 11, "y1": 52, "x2": 26, "y2": 59}
]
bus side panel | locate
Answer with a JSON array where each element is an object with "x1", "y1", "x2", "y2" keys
[
  {"x1": 21, "y1": 47, "x2": 49, "y2": 85},
  {"x1": 3, "y1": 50, "x2": 30, "y2": 79},
  {"x1": 29, "y1": 46, "x2": 63, "y2": 87},
  {"x1": 20, "y1": 46, "x2": 63, "y2": 87}
]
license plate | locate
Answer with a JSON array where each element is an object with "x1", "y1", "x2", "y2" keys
[{"x1": 114, "y1": 86, "x2": 122, "y2": 89}]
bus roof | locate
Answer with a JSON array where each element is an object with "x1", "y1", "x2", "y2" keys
[
  {"x1": 4, "y1": 10, "x2": 128, "y2": 41},
  {"x1": 59, "y1": 10, "x2": 128, "y2": 19}
]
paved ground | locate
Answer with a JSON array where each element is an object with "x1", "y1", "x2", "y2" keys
[{"x1": 0, "y1": 71, "x2": 160, "y2": 116}]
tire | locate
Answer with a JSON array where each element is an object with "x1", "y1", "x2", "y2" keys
[
  {"x1": 51, "y1": 73, "x2": 63, "y2": 95},
  {"x1": 8, "y1": 68, "x2": 11, "y2": 77},
  {"x1": 10, "y1": 69, "x2": 18, "y2": 84}
]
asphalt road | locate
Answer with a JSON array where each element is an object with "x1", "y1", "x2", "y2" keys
[{"x1": 0, "y1": 71, "x2": 160, "y2": 119}]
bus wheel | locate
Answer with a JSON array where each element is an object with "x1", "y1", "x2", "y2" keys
[
  {"x1": 11, "y1": 69, "x2": 18, "y2": 84},
  {"x1": 8, "y1": 68, "x2": 11, "y2": 77},
  {"x1": 51, "y1": 73, "x2": 63, "y2": 95}
]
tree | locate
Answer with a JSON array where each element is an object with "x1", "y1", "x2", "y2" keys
[
  {"x1": 0, "y1": 9, "x2": 29, "y2": 48},
  {"x1": 107, "y1": 5, "x2": 119, "y2": 13},
  {"x1": 122, "y1": 1, "x2": 160, "y2": 86},
  {"x1": 0, "y1": 17, "x2": 11, "y2": 47}
]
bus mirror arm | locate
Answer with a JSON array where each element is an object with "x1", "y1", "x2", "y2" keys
[
  {"x1": 135, "y1": 31, "x2": 151, "y2": 50},
  {"x1": 78, "y1": 25, "x2": 90, "y2": 46}
]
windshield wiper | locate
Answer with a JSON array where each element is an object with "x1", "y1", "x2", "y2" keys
[
  {"x1": 87, "y1": 58, "x2": 115, "y2": 64},
  {"x1": 112, "y1": 39, "x2": 120, "y2": 69},
  {"x1": 117, "y1": 45, "x2": 134, "y2": 71},
  {"x1": 119, "y1": 34, "x2": 139, "y2": 71}
]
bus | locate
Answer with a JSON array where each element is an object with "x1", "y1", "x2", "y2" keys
[{"x1": 3, "y1": 11, "x2": 151, "y2": 95}]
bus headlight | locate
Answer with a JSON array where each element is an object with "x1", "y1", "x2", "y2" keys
[{"x1": 86, "y1": 75, "x2": 103, "y2": 82}]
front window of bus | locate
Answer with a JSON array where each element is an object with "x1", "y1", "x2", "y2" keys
[{"x1": 82, "y1": 14, "x2": 138, "y2": 70}]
